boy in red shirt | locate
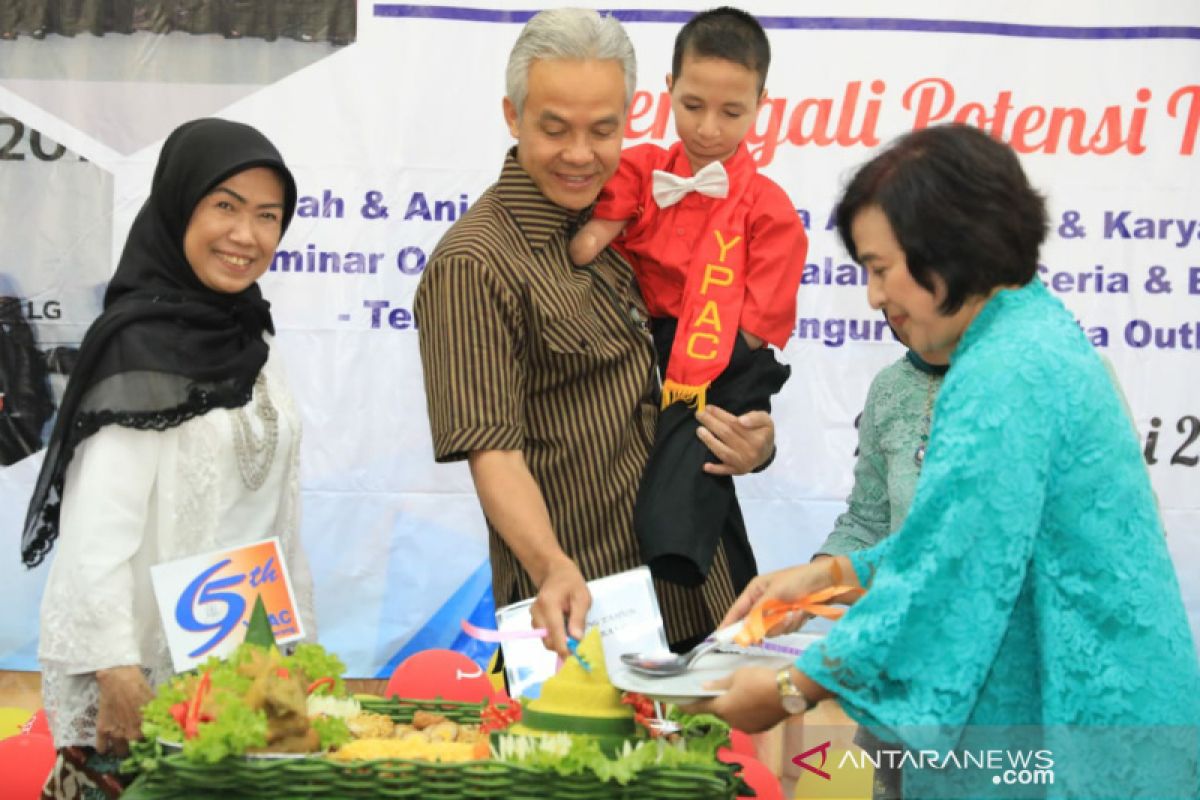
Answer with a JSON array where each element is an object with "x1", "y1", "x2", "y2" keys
[{"x1": 570, "y1": 7, "x2": 807, "y2": 598}]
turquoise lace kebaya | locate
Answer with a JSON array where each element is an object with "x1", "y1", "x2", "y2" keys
[{"x1": 800, "y1": 280, "x2": 1200, "y2": 798}]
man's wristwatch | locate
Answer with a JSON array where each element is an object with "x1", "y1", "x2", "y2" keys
[{"x1": 776, "y1": 666, "x2": 812, "y2": 715}]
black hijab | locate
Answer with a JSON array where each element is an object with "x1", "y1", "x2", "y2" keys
[{"x1": 21, "y1": 118, "x2": 298, "y2": 568}]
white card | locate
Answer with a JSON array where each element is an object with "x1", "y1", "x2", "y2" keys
[
  {"x1": 150, "y1": 536, "x2": 304, "y2": 672},
  {"x1": 494, "y1": 566, "x2": 668, "y2": 698}
]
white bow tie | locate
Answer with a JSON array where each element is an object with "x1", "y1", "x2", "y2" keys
[{"x1": 651, "y1": 161, "x2": 729, "y2": 208}]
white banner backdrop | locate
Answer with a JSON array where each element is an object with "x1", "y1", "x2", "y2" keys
[{"x1": 1, "y1": 1, "x2": 1197, "y2": 675}]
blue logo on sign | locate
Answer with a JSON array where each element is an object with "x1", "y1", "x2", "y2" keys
[{"x1": 175, "y1": 559, "x2": 247, "y2": 658}]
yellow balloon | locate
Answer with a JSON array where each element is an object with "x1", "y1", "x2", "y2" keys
[{"x1": 0, "y1": 706, "x2": 34, "y2": 741}]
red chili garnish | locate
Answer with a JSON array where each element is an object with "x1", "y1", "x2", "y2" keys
[
  {"x1": 624, "y1": 692, "x2": 668, "y2": 738},
  {"x1": 306, "y1": 676, "x2": 336, "y2": 695},
  {"x1": 183, "y1": 671, "x2": 212, "y2": 740},
  {"x1": 479, "y1": 698, "x2": 522, "y2": 734},
  {"x1": 275, "y1": 666, "x2": 290, "y2": 679},
  {"x1": 168, "y1": 701, "x2": 188, "y2": 728},
  {"x1": 621, "y1": 692, "x2": 655, "y2": 719}
]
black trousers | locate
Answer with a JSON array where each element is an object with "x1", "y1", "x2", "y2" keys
[{"x1": 633, "y1": 318, "x2": 789, "y2": 593}]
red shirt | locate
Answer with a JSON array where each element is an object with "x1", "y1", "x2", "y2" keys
[{"x1": 594, "y1": 141, "x2": 807, "y2": 348}]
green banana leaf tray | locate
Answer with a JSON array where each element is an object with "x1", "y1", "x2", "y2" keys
[{"x1": 121, "y1": 696, "x2": 747, "y2": 799}]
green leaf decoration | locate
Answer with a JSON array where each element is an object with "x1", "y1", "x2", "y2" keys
[{"x1": 243, "y1": 594, "x2": 277, "y2": 649}]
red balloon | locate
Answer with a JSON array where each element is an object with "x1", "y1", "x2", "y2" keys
[
  {"x1": 720, "y1": 749, "x2": 784, "y2": 800},
  {"x1": 385, "y1": 649, "x2": 496, "y2": 703},
  {"x1": 22, "y1": 709, "x2": 50, "y2": 737},
  {"x1": 728, "y1": 727, "x2": 757, "y2": 759},
  {"x1": 0, "y1": 733, "x2": 56, "y2": 799}
]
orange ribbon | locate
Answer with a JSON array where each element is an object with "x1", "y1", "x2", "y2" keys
[{"x1": 734, "y1": 560, "x2": 865, "y2": 647}]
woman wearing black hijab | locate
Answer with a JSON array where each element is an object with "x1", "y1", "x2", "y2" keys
[{"x1": 27, "y1": 118, "x2": 316, "y2": 797}]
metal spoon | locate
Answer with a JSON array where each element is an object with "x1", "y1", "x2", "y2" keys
[{"x1": 620, "y1": 621, "x2": 744, "y2": 677}]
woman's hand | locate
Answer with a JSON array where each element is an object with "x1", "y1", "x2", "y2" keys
[
  {"x1": 696, "y1": 406, "x2": 775, "y2": 476},
  {"x1": 95, "y1": 665, "x2": 154, "y2": 756},
  {"x1": 680, "y1": 666, "x2": 787, "y2": 733},
  {"x1": 719, "y1": 556, "x2": 857, "y2": 631}
]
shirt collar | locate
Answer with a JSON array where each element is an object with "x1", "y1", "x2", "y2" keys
[
  {"x1": 664, "y1": 141, "x2": 755, "y2": 185},
  {"x1": 906, "y1": 349, "x2": 949, "y2": 376},
  {"x1": 494, "y1": 147, "x2": 583, "y2": 251}
]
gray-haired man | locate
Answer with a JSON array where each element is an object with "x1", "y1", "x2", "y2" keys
[{"x1": 416, "y1": 8, "x2": 774, "y2": 659}]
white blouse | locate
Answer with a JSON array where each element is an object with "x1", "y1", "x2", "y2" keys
[{"x1": 38, "y1": 349, "x2": 315, "y2": 748}]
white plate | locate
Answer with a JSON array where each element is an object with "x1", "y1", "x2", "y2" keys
[
  {"x1": 610, "y1": 651, "x2": 793, "y2": 705},
  {"x1": 243, "y1": 750, "x2": 319, "y2": 760},
  {"x1": 609, "y1": 631, "x2": 827, "y2": 704},
  {"x1": 157, "y1": 738, "x2": 320, "y2": 760},
  {"x1": 716, "y1": 630, "x2": 827, "y2": 660}
]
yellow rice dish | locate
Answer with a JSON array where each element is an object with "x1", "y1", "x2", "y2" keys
[{"x1": 330, "y1": 736, "x2": 481, "y2": 763}]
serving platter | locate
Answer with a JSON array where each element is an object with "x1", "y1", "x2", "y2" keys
[{"x1": 609, "y1": 631, "x2": 827, "y2": 703}]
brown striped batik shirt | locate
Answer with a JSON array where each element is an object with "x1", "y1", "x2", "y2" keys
[{"x1": 414, "y1": 150, "x2": 740, "y2": 644}]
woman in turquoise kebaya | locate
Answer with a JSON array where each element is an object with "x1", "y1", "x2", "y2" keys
[{"x1": 690, "y1": 124, "x2": 1200, "y2": 798}]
